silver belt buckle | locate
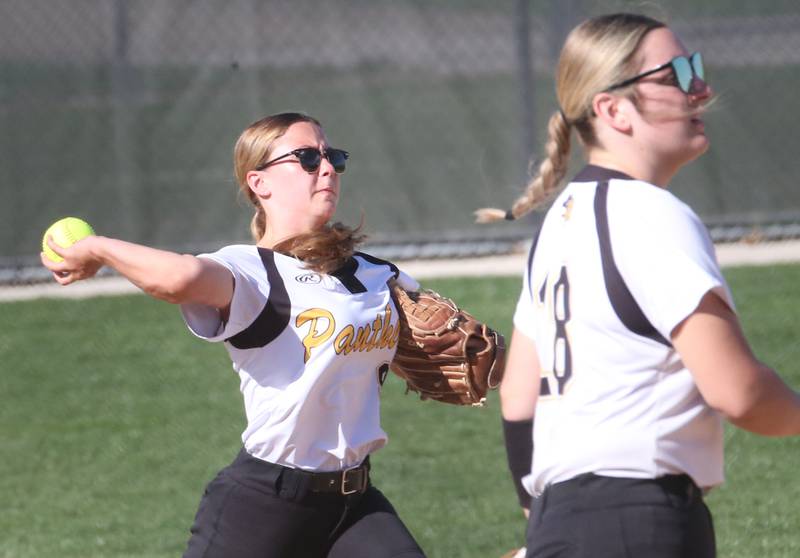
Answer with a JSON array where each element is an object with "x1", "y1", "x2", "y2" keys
[{"x1": 340, "y1": 465, "x2": 366, "y2": 495}]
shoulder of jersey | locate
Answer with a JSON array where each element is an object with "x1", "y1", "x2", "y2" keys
[
  {"x1": 610, "y1": 177, "x2": 681, "y2": 202},
  {"x1": 610, "y1": 178, "x2": 696, "y2": 220},
  {"x1": 211, "y1": 243, "x2": 261, "y2": 260},
  {"x1": 601, "y1": 180, "x2": 710, "y2": 255},
  {"x1": 353, "y1": 251, "x2": 399, "y2": 273}
]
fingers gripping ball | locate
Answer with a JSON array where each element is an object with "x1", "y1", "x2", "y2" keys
[{"x1": 42, "y1": 217, "x2": 95, "y2": 262}]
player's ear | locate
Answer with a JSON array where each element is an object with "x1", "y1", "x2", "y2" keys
[
  {"x1": 246, "y1": 170, "x2": 271, "y2": 199},
  {"x1": 592, "y1": 92, "x2": 632, "y2": 133}
]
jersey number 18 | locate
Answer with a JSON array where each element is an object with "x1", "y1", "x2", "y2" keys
[{"x1": 537, "y1": 265, "x2": 572, "y2": 398}]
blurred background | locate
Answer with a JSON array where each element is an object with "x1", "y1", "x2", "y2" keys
[
  {"x1": 3, "y1": 0, "x2": 800, "y2": 283},
  {"x1": 3, "y1": 4, "x2": 800, "y2": 556}
]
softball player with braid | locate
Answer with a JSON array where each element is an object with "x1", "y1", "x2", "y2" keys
[
  {"x1": 41, "y1": 112, "x2": 426, "y2": 558},
  {"x1": 478, "y1": 13, "x2": 800, "y2": 558}
]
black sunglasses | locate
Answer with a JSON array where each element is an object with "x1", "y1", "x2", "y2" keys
[
  {"x1": 255, "y1": 147, "x2": 349, "y2": 174},
  {"x1": 605, "y1": 52, "x2": 705, "y2": 94}
]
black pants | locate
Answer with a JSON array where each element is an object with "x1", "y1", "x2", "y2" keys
[
  {"x1": 526, "y1": 473, "x2": 716, "y2": 558},
  {"x1": 184, "y1": 449, "x2": 425, "y2": 558}
]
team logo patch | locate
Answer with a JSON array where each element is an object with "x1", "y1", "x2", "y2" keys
[
  {"x1": 295, "y1": 273, "x2": 322, "y2": 284},
  {"x1": 561, "y1": 195, "x2": 574, "y2": 221}
]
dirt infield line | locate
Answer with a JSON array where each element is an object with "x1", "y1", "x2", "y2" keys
[{"x1": 3, "y1": 240, "x2": 799, "y2": 302}]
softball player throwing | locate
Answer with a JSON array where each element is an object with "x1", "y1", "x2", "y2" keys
[
  {"x1": 478, "y1": 13, "x2": 800, "y2": 558},
  {"x1": 42, "y1": 113, "x2": 426, "y2": 557}
]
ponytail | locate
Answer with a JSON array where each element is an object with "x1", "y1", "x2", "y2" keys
[
  {"x1": 475, "y1": 110, "x2": 572, "y2": 223},
  {"x1": 250, "y1": 204, "x2": 267, "y2": 241},
  {"x1": 475, "y1": 13, "x2": 665, "y2": 224}
]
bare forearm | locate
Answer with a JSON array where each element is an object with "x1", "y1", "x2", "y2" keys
[
  {"x1": 86, "y1": 236, "x2": 230, "y2": 306},
  {"x1": 87, "y1": 237, "x2": 185, "y2": 296},
  {"x1": 726, "y1": 365, "x2": 800, "y2": 436},
  {"x1": 674, "y1": 292, "x2": 800, "y2": 437},
  {"x1": 501, "y1": 329, "x2": 540, "y2": 420}
]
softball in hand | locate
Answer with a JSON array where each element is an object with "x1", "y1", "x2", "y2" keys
[{"x1": 42, "y1": 217, "x2": 95, "y2": 262}]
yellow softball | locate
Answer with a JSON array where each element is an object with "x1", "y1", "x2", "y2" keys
[{"x1": 42, "y1": 217, "x2": 95, "y2": 263}]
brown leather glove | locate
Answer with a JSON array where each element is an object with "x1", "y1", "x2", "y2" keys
[{"x1": 389, "y1": 281, "x2": 506, "y2": 406}]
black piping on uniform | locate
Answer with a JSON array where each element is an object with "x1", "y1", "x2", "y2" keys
[
  {"x1": 594, "y1": 180, "x2": 672, "y2": 347},
  {"x1": 226, "y1": 248, "x2": 292, "y2": 349},
  {"x1": 573, "y1": 164, "x2": 634, "y2": 183},
  {"x1": 329, "y1": 257, "x2": 367, "y2": 293},
  {"x1": 527, "y1": 228, "x2": 541, "y2": 301}
]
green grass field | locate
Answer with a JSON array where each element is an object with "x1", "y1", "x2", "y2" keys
[{"x1": 1, "y1": 266, "x2": 799, "y2": 557}]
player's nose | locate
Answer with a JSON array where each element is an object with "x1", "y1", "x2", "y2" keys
[
  {"x1": 689, "y1": 76, "x2": 712, "y2": 101},
  {"x1": 318, "y1": 154, "x2": 335, "y2": 176}
]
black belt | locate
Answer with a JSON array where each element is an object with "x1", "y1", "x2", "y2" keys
[
  {"x1": 545, "y1": 473, "x2": 703, "y2": 507},
  {"x1": 304, "y1": 461, "x2": 370, "y2": 495},
  {"x1": 231, "y1": 449, "x2": 371, "y2": 496}
]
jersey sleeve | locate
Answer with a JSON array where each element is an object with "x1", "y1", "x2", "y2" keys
[
  {"x1": 395, "y1": 269, "x2": 420, "y2": 292},
  {"x1": 610, "y1": 186, "x2": 734, "y2": 341},
  {"x1": 180, "y1": 246, "x2": 270, "y2": 342},
  {"x1": 353, "y1": 251, "x2": 419, "y2": 292}
]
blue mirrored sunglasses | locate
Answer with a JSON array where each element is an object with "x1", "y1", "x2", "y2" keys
[{"x1": 605, "y1": 52, "x2": 704, "y2": 94}]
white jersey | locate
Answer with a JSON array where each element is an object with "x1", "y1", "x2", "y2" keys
[
  {"x1": 180, "y1": 245, "x2": 419, "y2": 472},
  {"x1": 513, "y1": 165, "x2": 734, "y2": 496}
]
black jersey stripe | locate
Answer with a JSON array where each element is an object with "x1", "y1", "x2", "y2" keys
[
  {"x1": 594, "y1": 181, "x2": 671, "y2": 347},
  {"x1": 226, "y1": 248, "x2": 292, "y2": 350},
  {"x1": 330, "y1": 257, "x2": 367, "y2": 294},
  {"x1": 574, "y1": 164, "x2": 634, "y2": 183},
  {"x1": 527, "y1": 228, "x2": 541, "y2": 301}
]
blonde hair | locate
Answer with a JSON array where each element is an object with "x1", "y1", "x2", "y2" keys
[
  {"x1": 233, "y1": 112, "x2": 364, "y2": 274},
  {"x1": 476, "y1": 13, "x2": 665, "y2": 223}
]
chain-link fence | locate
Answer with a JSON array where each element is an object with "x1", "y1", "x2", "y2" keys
[{"x1": 3, "y1": 0, "x2": 800, "y2": 283}]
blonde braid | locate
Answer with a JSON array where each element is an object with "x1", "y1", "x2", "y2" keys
[
  {"x1": 475, "y1": 110, "x2": 572, "y2": 223},
  {"x1": 475, "y1": 13, "x2": 666, "y2": 224}
]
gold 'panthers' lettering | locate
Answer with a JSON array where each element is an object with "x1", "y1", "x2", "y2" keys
[
  {"x1": 299, "y1": 304, "x2": 399, "y2": 361},
  {"x1": 377, "y1": 305, "x2": 398, "y2": 349},
  {"x1": 335, "y1": 325, "x2": 355, "y2": 355},
  {"x1": 296, "y1": 309, "x2": 335, "y2": 363},
  {"x1": 353, "y1": 325, "x2": 373, "y2": 352},
  {"x1": 335, "y1": 304, "x2": 398, "y2": 355}
]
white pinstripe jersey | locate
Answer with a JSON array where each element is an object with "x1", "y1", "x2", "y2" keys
[
  {"x1": 513, "y1": 165, "x2": 734, "y2": 496},
  {"x1": 180, "y1": 245, "x2": 418, "y2": 472}
]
